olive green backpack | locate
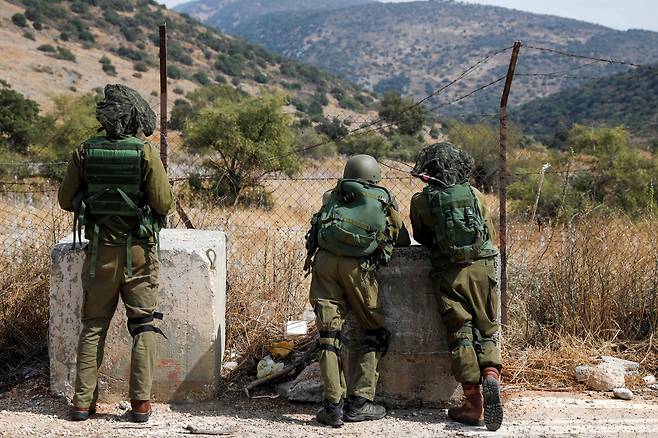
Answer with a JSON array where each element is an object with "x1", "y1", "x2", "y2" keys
[
  {"x1": 424, "y1": 182, "x2": 496, "y2": 263},
  {"x1": 316, "y1": 179, "x2": 392, "y2": 258}
]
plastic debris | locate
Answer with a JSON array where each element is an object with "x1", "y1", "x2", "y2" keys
[
  {"x1": 256, "y1": 355, "x2": 284, "y2": 379},
  {"x1": 268, "y1": 341, "x2": 295, "y2": 359},
  {"x1": 284, "y1": 321, "x2": 308, "y2": 337}
]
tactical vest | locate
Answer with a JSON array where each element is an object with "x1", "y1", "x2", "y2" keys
[
  {"x1": 73, "y1": 136, "x2": 163, "y2": 278},
  {"x1": 424, "y1": 183, "x2": 497, "y2": 263},
  {"x1": 316, "y1": 179, "x2": 391, "y2": 258}
]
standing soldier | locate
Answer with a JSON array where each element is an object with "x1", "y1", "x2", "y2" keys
[
  {"x1": 58, "y1": 84, "x2": 175, "y2": 423},
  {"x1": 409, "y1": 142, "x2": 503, "y2": 431},
  {"x1": 304, "y1": 154, "x2": 409, "y2": 428}
]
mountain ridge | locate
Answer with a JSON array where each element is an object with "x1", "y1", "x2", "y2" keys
[{"x1": 177, "y1": 0, "x2": 658, "y2": 114}]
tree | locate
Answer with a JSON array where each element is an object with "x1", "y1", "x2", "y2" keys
[
  {"x1": 338, "y1": 132, "x2": 390, "y2": 159},
  {"x1": 378, "y1": 91, "x2": 425, "y2": 136},
  {"x1": 0, "y1": 80, "x2": 40, "y2": 153},
  {"x1": 184, "y1": 93, "x2": 300, "y2": 205},
  {"x1": 169, "y1": 85, "x2": 245, "y2": 131},
  {"x1": 37, "y1": 93, "x2": 98, "y2": 161}
]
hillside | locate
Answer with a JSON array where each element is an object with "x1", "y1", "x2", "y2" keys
[
  {"x1": 179, "y1": 0, "x2": 658, "y2": 114},
  {"x1": 175, "y1": 0, "x2": 373, "y2": 33},
  {"x1": 0, "y1": 0, "x2": 375, "y2": 118},
  {"x1": 515, "y1": 65, "x2": 658, "y2": 142}
]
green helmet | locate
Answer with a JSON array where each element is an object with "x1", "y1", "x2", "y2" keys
[
  {"x1": 413, "y1": 142, "x2": 474, "y2": 186},
  {"x1": 343, "y1": 154, "x2": 381, "y2": 183},
  {"x1": 96, "y1": 84, "x2": 156, "y2": 139}
]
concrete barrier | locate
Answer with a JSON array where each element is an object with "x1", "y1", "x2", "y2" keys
[
  {"x1": 49, "y1": 229, "x2": 227, "y2": 403},
  {"x1": 344, "y1": 246, "x2": 501, "y2": 407}
]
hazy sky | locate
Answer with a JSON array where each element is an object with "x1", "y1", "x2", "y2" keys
[{"x1": 159, "y1": 0, "x2": 658, "y2": 32}]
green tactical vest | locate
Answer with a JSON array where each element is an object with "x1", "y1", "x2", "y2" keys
[
  {"x1": 424, "y1": 183, "x2": 497, "y2": 263},
  {"x1": 317, "y1": 179, "x2": 391, "y2": 258},
  {"x1": 73, "y1": 136, "x2": 163, "y2": 278}
]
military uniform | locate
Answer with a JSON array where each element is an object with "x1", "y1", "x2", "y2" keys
[
  {"x1": 409, "y1": 142, "x2": 503, "y2": 431},
  {"x1": 410, "y1": 188, "x2": 501, "y2": 382},
  {"x1": 305, "y1": 155, "x2": 409, "y2": 427},
  {"x1": 58, "y1": 85, "x2": 174, "y2": 422}
]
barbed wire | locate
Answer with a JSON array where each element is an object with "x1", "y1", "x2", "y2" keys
[{"x1": 524, "y1": 45, "x2": 646, "y2": 68}]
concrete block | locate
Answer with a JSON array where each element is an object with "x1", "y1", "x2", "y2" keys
[
  {"x1": 49, "y1": 229, "x2": 227, "y2": 403},
  {"x1": 344, "y1": 246, "x2": 501, "y2": 407}
]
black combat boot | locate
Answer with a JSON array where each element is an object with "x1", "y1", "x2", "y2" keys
[
  {"x1": 344, "y1": 395, "x2": 386, "y2": 422},
  {"x1": 316, "y1": 399, "x2": 344, "y2": 428}
]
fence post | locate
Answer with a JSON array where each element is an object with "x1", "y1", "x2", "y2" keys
[
  {"x1": 159, "y1": 24, "x2": 168, "y2": 172},
  {"x1": 499, "y1": 41, "x2": 522, "y2": 326}
]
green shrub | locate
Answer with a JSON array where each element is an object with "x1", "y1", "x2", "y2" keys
[
  {"x1": 55, "y1": 46, "x2": 76, "y2": 62},
  {"x1": 37, "y1": 44, "x2": 56, "y2": 53},
  {"x1": 168, "y1": 65, "x2": 183, "y2": 80},
  {"x1": 99, "y1": 56, "x2": 116, "y2": 76},
  {"x1": 192, "y1": 71, "x2": 211, "y2": 86},
  {"x1": 0, "y1": 80, "x2": 41, "y2": 154},
  {"x1": 133, "y1": 61, "x2": 148, "y2": 72},
  {"x1": 32, "y1": 21, "x2": 42, "y2": 31},
  {"x1": 215, "y1": 54, "x2": 244, "y2": 77},
  {"x1": 173, "y1": 86, "x2": 184, "y2": 95},
  {"x1": 22, "y1": 31, "x2": 35, "y2": 41},
  {"x1": 11, "y1": 13, "x2": 27, "y2": 28}
]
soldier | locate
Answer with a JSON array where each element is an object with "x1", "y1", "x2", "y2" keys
[
  {"x1": 58, "y1": 84, "x2": 175, "y2": 423},
  {"x1": 409, "y1": 142, "x2": 503, "y2": 431},
  {"x1": 304, "y1": 154, "x2": 410, "y2": 428}
]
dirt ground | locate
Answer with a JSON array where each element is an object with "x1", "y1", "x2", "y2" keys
[{"x1": 1, "y1": 378, "x2": 657, "y2": 437}]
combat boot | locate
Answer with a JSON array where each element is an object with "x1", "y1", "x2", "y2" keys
[
  {"x1": 69, "y1": 403, "x2": 97, "y2": 421},
  {"x1": 130, "y1": 400, "x2": 151, "y2": 423},
  {"x1": 448, "y1": 383, "x2": 484, "y2": 426},
  {"x1": 316, "y1": 399, "x2": 344, "y2": 428},
  {"x1": 344, "y1": 395, "x2": 386, "y2": 422},
  {"x1": 482, "y1": 367, "x2": 503, "y2": 431}
]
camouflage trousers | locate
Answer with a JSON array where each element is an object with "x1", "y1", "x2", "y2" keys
[
  {"x1": 73, "y1": 243, "x2": 161, "y2": 408},
  {"x1": 309, "y1": 250, "x2": 385, "y2": 404},
  {"x1": 431, "y1": 257, "x2": 502, "y2": 384}
]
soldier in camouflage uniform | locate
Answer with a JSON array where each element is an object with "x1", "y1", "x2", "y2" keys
[
  {"x1": 58, "y1": 85, "x2": 174, "y2": 423},
  {"x1": 409, "y1": 143, "x2": 503, "y2": 431},
  {"x1": 305, "y1": 155, "x2": 410, "y2": 428}
]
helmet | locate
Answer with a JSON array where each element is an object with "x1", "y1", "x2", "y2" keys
[
  {"x1": 343, "y1": 154, "x2": 381, "y2": 183},
  {"x1": 412, "y1": 142, "x2": 473, "y2": 186},
  {"x1": 96, "y1": 84, "x2": 156, "y2": 139}
]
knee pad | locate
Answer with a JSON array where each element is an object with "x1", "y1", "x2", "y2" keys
[
  {"x1": 361, "y1": 327, "x2": 391, "y2": 356},
  {"x1": 127, "y1": 312, "x2": 167, "y2": 339},
  {"x1": 319, "y1": 330, "x2": 345, "y2": 354}
]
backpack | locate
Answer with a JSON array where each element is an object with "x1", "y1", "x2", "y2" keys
[
  {"x1": 73, "y1": 136, "x2": 164, "y2": 278},
  {"x1": 316, "y1": 179, "x2": 392, "y2": 258},
  {"x1": 424, "y1": 182, "x2": 495, "y2": 263}
]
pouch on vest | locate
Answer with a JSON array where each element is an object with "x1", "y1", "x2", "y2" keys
[{"x1": 317, "y1": 179, "x2": 391, "y2": 258}]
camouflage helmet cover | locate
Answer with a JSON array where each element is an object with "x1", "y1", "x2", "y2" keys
[
  {"x1": 413, "y1": 142, "x2": 474, "y2": 186},
  {"x1": 343, "y1": 154, "x2": 382, "y2": 183},
  {"x1": 96, "y1": 84, "x2": 156, "y2": 139}
]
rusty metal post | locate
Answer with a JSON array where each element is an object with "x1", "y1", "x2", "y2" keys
[
  {"x1": 499, "y1": 41, "x2": 522, "y2": 326},
  {"x1": 159, "y1": 24, "x2": 168, "y2": 172}
]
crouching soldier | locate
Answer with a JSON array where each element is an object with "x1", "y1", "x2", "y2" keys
[
  {"x1": 58, "y1": 84, "x2": 175, "y2": 422},
  {"x1": 304, "y1": 154, "x2": 410, "y2": 427},
  {"x1": 409, "y1": 143, "x2": 503, "y2": 431}
]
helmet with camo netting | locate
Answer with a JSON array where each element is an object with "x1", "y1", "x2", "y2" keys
[{"x1": 412, "y1": 142, "x2": 474, "y2": 186}]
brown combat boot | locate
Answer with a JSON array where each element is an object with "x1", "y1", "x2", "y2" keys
[
  {"x1": 69, "y1": 403, "x2": 97, "y2": 421},
  {"x1": 130, "y1": 400, "x2": 151, "y2": 423},
  {"x1": 482, "y1": 367, "x2": 503, "y2": 431},
  {"x1": 448, "y1": 383, "x2": 484, "y2": 426}
]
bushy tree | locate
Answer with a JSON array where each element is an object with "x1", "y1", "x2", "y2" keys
[
  {"x1": 37, "y1": 93, "x2": 98, "y2": 161},
  {"x1": 294, "y1": 126, "x2": 336, "y2": 159},
  {"x1": 0, "y1": 81, "x2": 40, "y2": 154},
  {"x1": 183, "y1": 93, "x2": 300, "y2": 205},
  {"x1": 378, "y1": 91, "x2": 425, "y2": 136},
  {"x1": 338, "y1": 132, "x2": 390, "y2": 159}
]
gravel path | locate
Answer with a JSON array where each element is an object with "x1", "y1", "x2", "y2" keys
[{"x1": 1, "y1": 379, "x2": 657, "y2": 437}]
